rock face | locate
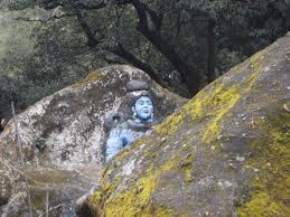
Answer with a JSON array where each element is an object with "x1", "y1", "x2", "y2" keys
[
  {"x1": 0, "y1": 65, "x2": 184, "y2": 217},
  {"x1": 0, "y1": 4, "x2": 97, "y2": 78},
  {"x1": 87, "y1": 33, "x2": 290, "y2": 217},
  {"x1": 0, "y1": 3, "x2": 107, "y2": 112},
  {"x1": 0, "y1": 65, "x2": 183, "y2": 170}
]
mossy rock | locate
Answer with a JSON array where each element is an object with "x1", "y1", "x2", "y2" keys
[
  {"x1": 87, "y1": 32, "x2": 290, "y2": 217},
  {"x1": 0, "y1": 65, "x2": 184, "y2": 172}
]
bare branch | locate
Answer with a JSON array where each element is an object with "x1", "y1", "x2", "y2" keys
[
  {"x1": 38, "y1": 204, "x2": 63, "y2": 217},
  {"x1": 11, "y1": 101, "x2": 23, "y2": 164},
  {"x1": 71, "y1": 5, "x2": 100, "y2": 47},
  {"x1": 24, "y1": 177, "x2": 33, "y2": 217},
  {"x1": 45, "y1": 185, "x2": 49, "y2": 217}
]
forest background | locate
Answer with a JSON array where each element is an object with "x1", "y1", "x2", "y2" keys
[{"x1": 0, "y1": 0, "x2": 290, "y2": 121}]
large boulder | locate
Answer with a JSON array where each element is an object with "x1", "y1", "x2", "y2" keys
[
  {"x1": 0, "y1": 65, "x2": 184, "y2": 217},
  {"x1": 86, "y1": 33, "x2": 290, "y2": 217},
  {"x1": 0, "y1": 65, "x2": 184, "y2": 170}
]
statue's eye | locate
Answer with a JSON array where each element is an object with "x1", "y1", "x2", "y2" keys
[{"x1": 144, "y1": 100, "x2": 152, "y2": 105}]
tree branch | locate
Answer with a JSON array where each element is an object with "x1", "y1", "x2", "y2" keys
[
  {"x1": 130, "y1": 0, "x2": 201, "y2": 94},
  {"x1": 40, "y1": 0, "x2": 204, "y2": 94},
  {"x1": 70, "y1": 4, "x2": 100, "y2": 47}
]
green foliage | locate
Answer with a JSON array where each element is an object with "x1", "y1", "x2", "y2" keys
[
  {"x1": 17, "y1": 79, "x2": 61, "y2": 107},
  {"x1": 0, "y1": 0, "x2": 289, "y2": 118},
  {"x1": 86, "y1": 0, "x2": 290, "y2": 90},
  {"x1": 0, "y1": 0, "x2": 35, "y2": 10}
]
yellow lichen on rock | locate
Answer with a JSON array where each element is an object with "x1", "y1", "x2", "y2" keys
[
  {"x1": 201, "y1": 85, "x2": 240, "y2": 144},
  {"x1": 238, "y1": 112, "x2": 290, "y2": 217},
  {"x1": 154, "y1": 110, "x2": 185, "y2": 136},
  {"x1": 89, "y1": 190, "x2": 103, "y2": 205},
  {"x1": 144, "y1": 49, "x2": 265, "y2": 142},
  {"x1": 180, "y1": 154, "x2": 194, "y2": 183},
  {"x1": 103, "y1": 160, "x2": 177, "y2": 217},
  {"x1": 201, "y1": 56, "x2": 264, "y2": 145},
  {"x1": 82, "y1": 71, "x2": 105, "y2": 83},
  {"x1": 72, "y1": 70, "x2": 104, "y2": 89},
  {"x1": 238, "y1": 192, "x2": 287, "y2": 217},
  {"x1": 105, "y1": 174, "x2": 156, "y2": 217}
]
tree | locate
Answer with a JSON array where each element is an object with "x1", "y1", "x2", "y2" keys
[
  {"x1": 36, "y1": 0, "x2": 289, "y2": 96},
  {"x1": 36, "y1": 0, "x2": 219, "y2": 96},
  {"x1": 2, "y1": 0, "x2": 290, "y2": 103}
]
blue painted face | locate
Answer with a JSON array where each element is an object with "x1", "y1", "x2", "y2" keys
[{"x1": 132, "y1": 96, "x2": 153, "y2": 121}]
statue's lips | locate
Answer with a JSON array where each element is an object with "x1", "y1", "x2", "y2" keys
[{"x1": 142, "y1": 109, "x2": 150, "y2": 114}]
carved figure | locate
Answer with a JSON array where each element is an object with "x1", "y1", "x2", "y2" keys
[{"x1": 105, "y1": 81, "x2": 154, "y2": 161}]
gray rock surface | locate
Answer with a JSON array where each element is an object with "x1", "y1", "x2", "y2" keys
[
  {"x1": 85, "y1": 33, "x2": 290, "y2": 217},
  {"x1": 0, "y1": 65, "x2": 184, "y2": 170},
  {"x1": 0, "y1": 64, "x2": 184, "y2": 217}
]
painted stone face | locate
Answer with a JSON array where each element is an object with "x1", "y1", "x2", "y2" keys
[
  {"x1": 132, "y1": 96, "x2": 153, "y2": 121},
  {"x1": 105, "y1": 95, "x2": 154, "y2": 161}
]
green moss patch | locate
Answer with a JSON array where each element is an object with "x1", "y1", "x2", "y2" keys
[
  {"x1": 238, "y1": 110, "x2": 290, "y2": 217},
  {"x1": 92, "y1": 160, "x2": 178, "y2": 217}
]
